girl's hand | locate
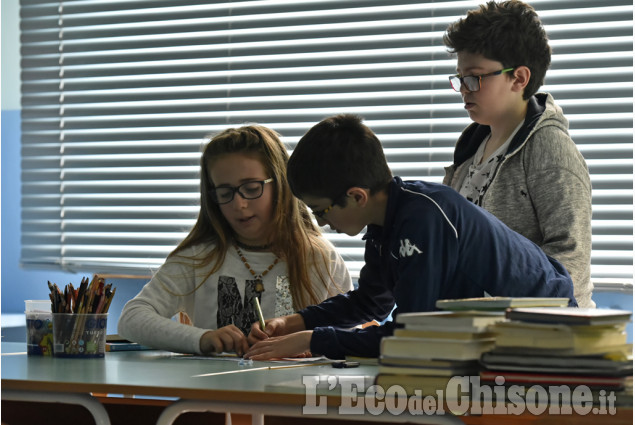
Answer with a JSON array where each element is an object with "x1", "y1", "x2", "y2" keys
[
  {"x1": 200, "y1": 325, "x2": 249, "y2": 357},
  {"x1": 244, "y1": 330, "x2": 313, "y2": 360},
  {"x1": 247, "y1": 316, "x2": 286, "y2": 344}
]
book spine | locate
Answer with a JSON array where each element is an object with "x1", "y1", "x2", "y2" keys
[{"x1": 105, "y1": 343, "x2": 152, "y2": 352}]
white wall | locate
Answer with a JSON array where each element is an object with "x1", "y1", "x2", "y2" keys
[{"x1": 2, "y1": 0, "x2": 20, "y2": 110}]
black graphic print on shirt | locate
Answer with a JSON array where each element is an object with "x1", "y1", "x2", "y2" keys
[
  {"x1": 462, "y1": 153, "x2": 505, "y2": 206},
  {"x1": 217, "y1": 276, "x2": 264, "y2": 336}
]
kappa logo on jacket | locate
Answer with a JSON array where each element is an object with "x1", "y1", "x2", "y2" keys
[{"x1": 399, "y1": 238, "x2": 422, "y2": 257}]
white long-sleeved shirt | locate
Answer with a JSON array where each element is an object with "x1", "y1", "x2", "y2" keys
[{"x1": 118, "y1": 240, "x2": 352, "y2": 354}]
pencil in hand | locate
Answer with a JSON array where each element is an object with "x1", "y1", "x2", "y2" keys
[{"x1": 252, "y1": 297, "x2": 266, "y2": 331}]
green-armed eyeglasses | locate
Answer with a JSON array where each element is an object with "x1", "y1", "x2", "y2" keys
[{"x1": 449, "y1": 67, "x2": 514, "y2": 92}]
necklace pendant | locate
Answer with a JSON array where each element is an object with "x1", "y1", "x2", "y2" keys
[{"x1": 234, "y1": 245, "x2": 278, "y2": 294}]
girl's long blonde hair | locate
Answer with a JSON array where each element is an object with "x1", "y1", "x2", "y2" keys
[{"x1": 170, "y1": 125, "x2": 339, "y2": 309}]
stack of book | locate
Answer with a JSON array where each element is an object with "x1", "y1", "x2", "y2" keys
[
  {"x1": 481, "y1": 307, "x2": 633, "y2": 405},
  {"x1": 375, "y1": 309, "x2": 506, "y2": 395},
  {"x1": 375, "y1": 297, "x2": 576, "y2": 396}
]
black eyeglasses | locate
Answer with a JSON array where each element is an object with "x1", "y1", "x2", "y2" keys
[
  {"x1": 210, "y1": 178, "x2": 273, "y2": 205},
  {"x1": 312, "y1": 201, "x2": 336, "y2": 220},
  {"x1": 311, "y1": 192, "x2": 347, "y2": 219},
  {"x1": 449, "y1": 67, "x2": 514, "y2": 92}
]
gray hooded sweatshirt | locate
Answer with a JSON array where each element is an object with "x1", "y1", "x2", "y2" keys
[{"x1": 443, "y1": 92, "x2": 594, "y2": 308}]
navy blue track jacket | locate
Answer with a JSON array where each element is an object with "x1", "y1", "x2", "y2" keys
[{"x1": 299, "y1": 177, "x2": 577, "y2": 359}]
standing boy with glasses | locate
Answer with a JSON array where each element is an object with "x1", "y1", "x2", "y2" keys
[
  {"x1": 245, "y1": 114, "x2": 576, "y2": 360},
  {"x1": 443, "y1": 0, "x2": 594, "y2": 307}
]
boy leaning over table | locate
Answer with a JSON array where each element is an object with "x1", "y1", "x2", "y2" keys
[{"x1": 245, "y1": 114, "x2": 576, "y2": 360}]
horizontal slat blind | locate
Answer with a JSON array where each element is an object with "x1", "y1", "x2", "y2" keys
[{"x1": 20, "y1": 0, "x2": 632, "y2": 283}]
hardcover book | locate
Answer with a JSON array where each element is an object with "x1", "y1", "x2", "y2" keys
[
  {"x1": 380, "y1": 336, "x2": 495, "y2": 361},
  {"x1": 378, "y1": 362, "x2": 479, "y2": 377},
  {"x1": 396, "y1": 310, "x2": 505, "y2": 333},
  {"x1": 393, "y1": 328, "x2": 497, "y2": 340},
  {"x1": 374, "y1": 374, "x2": 459, "y2": 396},
  {"x1": 379, "y1": 356, "x2": 479, "y2": 369},
  {"x1": 491, "y1": 321, "x2": 627, "y2": 354},
  {"x1": 105, "y1": 341, "x2": 154, "y2": 352},
  {"x1": 435, "y1": 296, "x2": 570, "y2": 311},
  {"x1": 480, "y1": 370, "x2": 628, "y2": 389},
  {"x1": 505, "y1": 307, "x2": 632, "y2": 325},
  {"x1": 481, "y1": 349, "x2": 633, "y2": 375}
]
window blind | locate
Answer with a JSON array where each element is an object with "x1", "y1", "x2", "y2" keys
[{"x1": 20, "y1": 0, "x2": 632, "y2": 284}]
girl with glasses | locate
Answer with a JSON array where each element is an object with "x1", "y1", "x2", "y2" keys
[{"x1": 118, "y1": 125, "x2": 352, "y2": 356}]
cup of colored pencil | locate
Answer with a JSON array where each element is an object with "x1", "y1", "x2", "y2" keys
[{"x1": 49, "y1": 275, "x2": 116, "y2": 358}]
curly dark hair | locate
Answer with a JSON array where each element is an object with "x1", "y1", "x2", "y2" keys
[{"x1": 443, "y1": 0, "x2": 551, "y2": 99}]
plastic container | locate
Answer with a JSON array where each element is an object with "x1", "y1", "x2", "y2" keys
[
  {"x1": 52, "y1": 313, "x2": 108, "y2": 358},
  {"x1": 25, "y1": 300, "x2": 53, "y2": 356}
]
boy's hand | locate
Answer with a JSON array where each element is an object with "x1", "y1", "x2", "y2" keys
[
  {"x1": 200, "y1": 325, "x2": 249, "y2": 357},
  {"x1": 247, "y1": 317, "x2": 286, "y2": 345},
  {"x1": 244, "y1": 330, "x2": 313, "y2": 360},
  {"x1": 247, "y1": 313, "x2": 306, "y2": 345}
]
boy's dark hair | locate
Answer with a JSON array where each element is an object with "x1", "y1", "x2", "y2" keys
[
  {"x1": 287, "y1": 114, "x2": 392, "y2": 203},
  {"x1": 443, "y1": 0, "x2": 551, "y2": 99}
]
